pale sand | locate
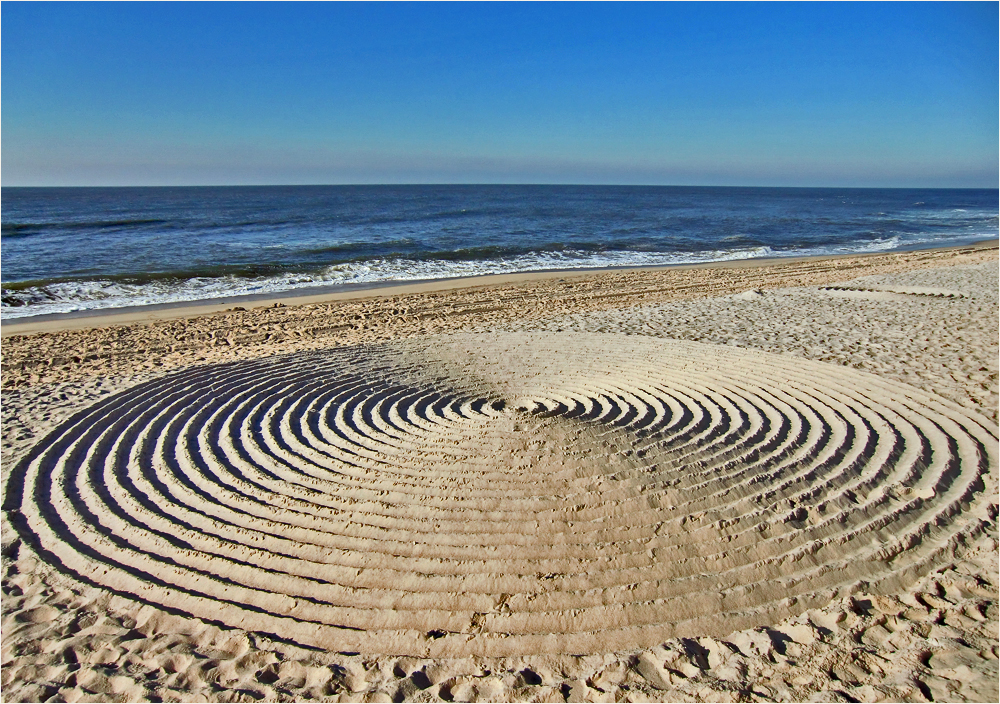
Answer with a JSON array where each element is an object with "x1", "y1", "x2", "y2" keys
[{"x1": 1, "y1": 243, "x2": 997, "y2": 702}]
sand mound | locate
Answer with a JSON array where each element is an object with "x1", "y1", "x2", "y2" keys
[{"x1": 4, "y1": 333, "x2": 996, "y2": 660}]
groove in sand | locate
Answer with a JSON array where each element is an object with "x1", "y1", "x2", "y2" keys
[{"x1": 4, "y1": 332, "x2": 996, "y2": 658}]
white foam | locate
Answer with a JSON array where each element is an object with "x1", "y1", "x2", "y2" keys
[
  {"x1": 3, "y1": 233, "x2": 993, "y2": 320},
  {"x1": 2, "y1": 247, "x2": 774, "y2": 320}
]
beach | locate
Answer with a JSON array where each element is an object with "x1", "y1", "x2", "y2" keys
[{"x1": 2, "y1": 242, "x2": 997, "y2": 702}]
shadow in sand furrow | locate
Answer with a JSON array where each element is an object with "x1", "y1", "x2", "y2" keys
[{"x1": 5, "y1": 333, "x2": 995, "y2": 657}]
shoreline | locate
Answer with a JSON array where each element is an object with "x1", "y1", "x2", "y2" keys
[{"x1": 2, "y1": 239, "x2": 996, "y2": 337}]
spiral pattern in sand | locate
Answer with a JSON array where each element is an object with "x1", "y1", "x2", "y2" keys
[{"x1": 5, "y1": 333, "x2": 996, "y2": 657}]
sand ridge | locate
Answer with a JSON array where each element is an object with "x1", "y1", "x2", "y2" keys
[
  {"x1": 2, "y1": 246, "x2": 997, "y2": 702},
  {"x1": 4, "y1": 331, "x2": 998, "y2": 663}
]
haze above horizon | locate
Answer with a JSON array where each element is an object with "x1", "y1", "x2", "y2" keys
[{"x1": 2, "y1": 2, "x2": 997, "y2": 188}]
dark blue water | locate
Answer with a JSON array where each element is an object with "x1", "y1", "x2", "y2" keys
[{"x1": 2, "y1": 185, "x2": 996, "y2": 319}]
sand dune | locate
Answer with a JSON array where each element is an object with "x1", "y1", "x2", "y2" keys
[{"x1": 2, "y1": 246, "x2": 997, "y2": 702}]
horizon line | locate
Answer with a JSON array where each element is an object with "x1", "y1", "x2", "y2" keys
[{"x1": 3, "y1": 183, "x2": 998, "y2": 190}]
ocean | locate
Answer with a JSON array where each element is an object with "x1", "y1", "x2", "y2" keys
[{"x1": 2, "y1": 185, "x2": 997, "y2": 320}]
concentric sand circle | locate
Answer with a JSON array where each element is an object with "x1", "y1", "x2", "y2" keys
[{"x1": 5, "y1": 333, "x2": 996, "y2": 657}]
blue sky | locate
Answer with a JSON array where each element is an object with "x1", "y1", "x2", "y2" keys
[{"x1": 3, "y1": 2, "x2": 997, "y2": 187}]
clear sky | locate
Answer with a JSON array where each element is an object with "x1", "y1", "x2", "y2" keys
[{"x1": 2, "y1": 1, "x2": 997, "y2": 187}]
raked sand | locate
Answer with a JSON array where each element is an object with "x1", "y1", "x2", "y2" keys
[{"x1": 1, "y1": 243, "x2": 997, "y2": 703}]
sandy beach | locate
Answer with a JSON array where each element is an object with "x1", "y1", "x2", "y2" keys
[{"x1": 2, "y1": 242, "x2": 997, "y2": 703}]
